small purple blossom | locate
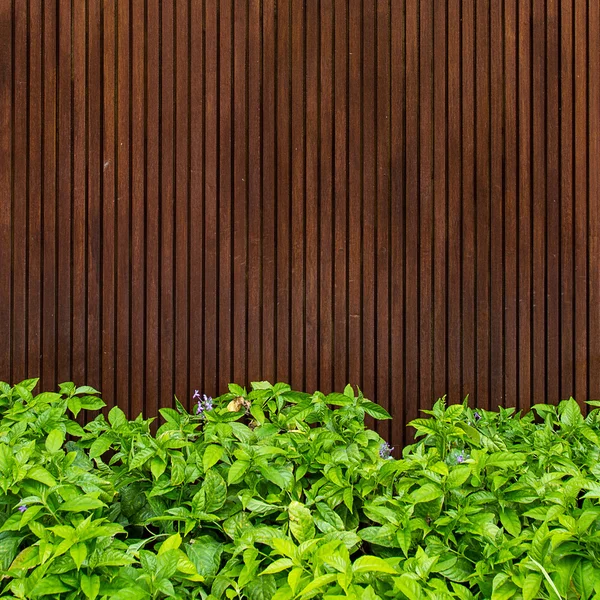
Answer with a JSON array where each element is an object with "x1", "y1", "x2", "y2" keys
[
  {"x1": 195, "y1": 393, "x2": 213, "y2": 416},
  {"x1": 17, "y1": 505, "x2": 27, "y2": 513},
  {"x1": 474, "y1": 411, "x2": 481, "y2": 422},
  {"x1": 379, "y1": 442, "x2": 394, "y2": 460},
  {"x1": 456, "y1": 454, "x2": 465, "y2": 464}
]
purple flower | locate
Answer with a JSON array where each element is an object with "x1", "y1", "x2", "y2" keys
[
  {"x1": 195, "y1": 393, "x2": 213, "y2": 416},
  {"x1": 456, "y1": 454, "x2": 465, "y2": 464},
  {"x1": 474, "y1": 411, "x2": 481, "y2": 421},
  {"x1": 18, "y1": 505, "x2": 27, "y2": 513},
  {"x1": 379, "y1": 442, "x2": 394, "y2": 460}
]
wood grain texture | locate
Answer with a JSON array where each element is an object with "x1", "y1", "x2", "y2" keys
[{"x1": 0, "y1": 1, "x2": 598, "y2": 445}]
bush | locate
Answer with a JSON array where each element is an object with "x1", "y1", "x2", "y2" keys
[{"x1": 0, "y1": 379, "x2": 600, "y2": 599}]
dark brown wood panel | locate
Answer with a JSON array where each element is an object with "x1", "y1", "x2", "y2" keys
[{"x1": 1, "y1": 0, "x2": 599, "y2": 446}]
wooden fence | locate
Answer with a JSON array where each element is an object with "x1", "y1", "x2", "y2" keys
[{"x1": 0, "y1": 0, "x2": 599, "y2": 446}]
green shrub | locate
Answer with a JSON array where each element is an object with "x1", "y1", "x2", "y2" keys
[{"x1": 1, "y1": 379, "x2": 600, "y2": 599}]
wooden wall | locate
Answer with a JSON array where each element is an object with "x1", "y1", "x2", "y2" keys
[{"x1": 0, "y1": 0, "x2": 598, "y2": 446}]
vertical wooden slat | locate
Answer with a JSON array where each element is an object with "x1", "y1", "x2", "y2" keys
[
  {"x1": 376, "y1": 0, "x2": 391, "y2": 440},
  {"x1": 490, "y1": 0, "x2": 504, "y2": 408},
  {"x1": 174, "y1": 0, "x2": 189, "y2": 407},
  {"x1": 86, "y1": 0, "x2": 101, "y2": 395},
  {"x1": 560, "y1": 0, "x2": 574, "y2": 400},
  {"x1": 232, "y1": 0, "x2": 247, "y2": 387},
  {"x1": 116, "y1": 0, "x2": 131, "y2": 411},
  {"x1": 362, "y1": 0, "x2": 376, "y2": 426},
  {"x1": 447, "y1": 0, "x2": 461, "y2": 404},
  {"x1": 532, "y1": 0, "x2": 546, "y2": 405},
  {"x1": 55, "y1": 0, "x2": 71, "y2": 386},
  {"x1": 546, "y1": 0, "x2": 560, "y2": 403},
  {"x1": 319, "y1": 0, "x2": 334, "y2": 393},
  {"x1": 461, "y1": 0, "x2": 475, "y2": 403},
  {"x1": 0, "y1": 0, "x2": 10, "y2": 381},
  {"x1": 518, "y1": 0, "x2": 532, "y2": 410},
  {"x1": 405, "y1": 0, "x2": 418, "y2": 425},
  {"x1": 203, "y1": 0, "x2": 217, "y2": 395},
  {"x1": 433, "y1": 0, "x2": 447, "y2": 403},
  {"x1": 348, "y1": 0, "x2": 361, "y2": 392},
  {"x1": 102, "y1": 0, "x2": 116, "y2": 411},
  {"x1": 574, "y1": 0, "x2": 588, "y2": 405},
  {"x1": 218, "y1": 0, "x2": 232, "y2": 393},
  {"x1": 261, "y1": 0, "x2": 276, "y2": 383},
  {"x1": 390, "y1": 0, "x2": 405, "y2": 446},
  {"x1": 291, "y1": 0, "x2": 305, "y2": 389},
  {"x1": 504, "y1": 0, "x2": 518, "y2": 407},
  {"x1": 130, "y1": 0, "x2": 146, "y2": 416},
  {"x1": 476, "y1": 0, "x2": 491, "y2": 411},
  {"x1": 12, "y1": 2, "x2": 27, "y2": 383},
  {"x1": 419, "y1": 0, "x2": 433, "y2": 413},
  {"x1": 305, "y1": 0, "x2": 319, "y2": 393},
  {"x1": 190, "y1": 0, "x2": 204, "y2": 395},
  {"x1": 160, "y1": 1, "x2": 175, "y2": 408},
  {"x1": 145, "y1": 0, "x2": 160, "y2": 416},
  {"x1": 589, "y1": 0, "x2": 600, "y2": 401},
  {"x1": 247, "y1": 0, "x2": 262, "y2": 383},
  {"x1": 28, "y1": 0, "x2": 43, "y2": 382},
  {"x1": 275, "y1": 0, "x2": 291, "y2": 384},
  {"x1": 333, "y1": 0, "x2": 348, "y2": 393}
]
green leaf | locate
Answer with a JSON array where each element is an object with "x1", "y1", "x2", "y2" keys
[
  {"x1": 326, "y1": 393, "x2": 353, "y2": 406},
  {"x1": 45, "y1": 428, "x2": 64, "y2": 454},
  {"x1": 19, "y1": 378, "x2": 40, "y2": 392},
  {"x1": 228, "y1": 460, "x2": 250, "y2": 484},
  {"x1": 159, "y1": 533, "x2": 182, "y2": 554},
  {"x1": 259, "y1": 465, "x2": 292, "y2": 490},
  {"x1": 29, "y1": 575, "x2": 71, "y2": 596},
  {"x1": 246, "y1": 574, "x2": 277, "y2": 600},
  {"x1": 559, "y1": 398, "x2": 582, "y2": 427},
  {"x1": 251, "y1": 381, "x2": 273, "y2": 390},
  {"x1": 26, "y1": 465, "x2": 57, "y2": 487},
  {"x1": 446, "y1": 465, "x2": 471, "y2": 489},
  {"x1": 203, "y1": 470, "x2": 227, "y2": 513},
  {"x1": 394, "y1": 574, "x2": 423, "y2": 599},
  {"x1": 75, "y1": 385, "x2": 101, "y2": 395},
  {"x1": 80, "y1": 573, "x2": 100, "y2": 600},
  {"x1": 89, "y1": 434, "x2": 113, "y2": 459},
  {"x1": 260, "y1": 558, "x2": 294, "y2": 575},
  {"x1": 203, "y1": 444, "x2": 224, "y2": 472},
  {"x1": 78, "y1": 395, "x2": 106, "y2": 410},
  {"x1": 67, "y1": 397, "x2": 82, "y2": 417},
  {"x1": 485, "y1": 452, "x2": 527, "y2": 469},
  {"x1": 522, "y1": 573, "x2": 542, "y2": 600},
  {"x1": 573, "y1": 560, "x2": 595, "y2": 600},
  {"x1": 352, "y1": 555, "x2": 398, "y2": 575},
  {"x1": 229, "y1": 383, "x2": 246, "y2": 397},
  {"x1": 499, "y1": 508, "x2": 521, "y2": 537},
  {"x1": 361, "y1": 400, "x2": 392, "y2": 420},
  {"x1": 299, "y1": 574, "x2": 338, "y2": 598},
  {"x1": 411, "y1": 482, "x2": 443, "y2": 504},
  {"x1": 15, "y1": 384, "x2": 34, "y2": 404},
  {"x1": 129, "y1": 446, "x2": 155, "y2": 471},
  {"x1": 250, "y1": 403, "x2": 266, "y2": 424},
  {"x1": 70, "y1": 542, "x2": 87, "y2": 569},
  {"x1": 58, "y1": 496, "x2": 105, "y2": 512},
  {"x1": 170, "y1": 452, "x2": 186, "y2": 485},
  {"x1": 288, "y1": 501, "x2": 315, "y2": 543},
  {"x1": 108, "y1": 406, "x2": 127, "y2": 429},
  {"x1": 151, "y1": 457, "x2": 166, "y2": 480}
]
